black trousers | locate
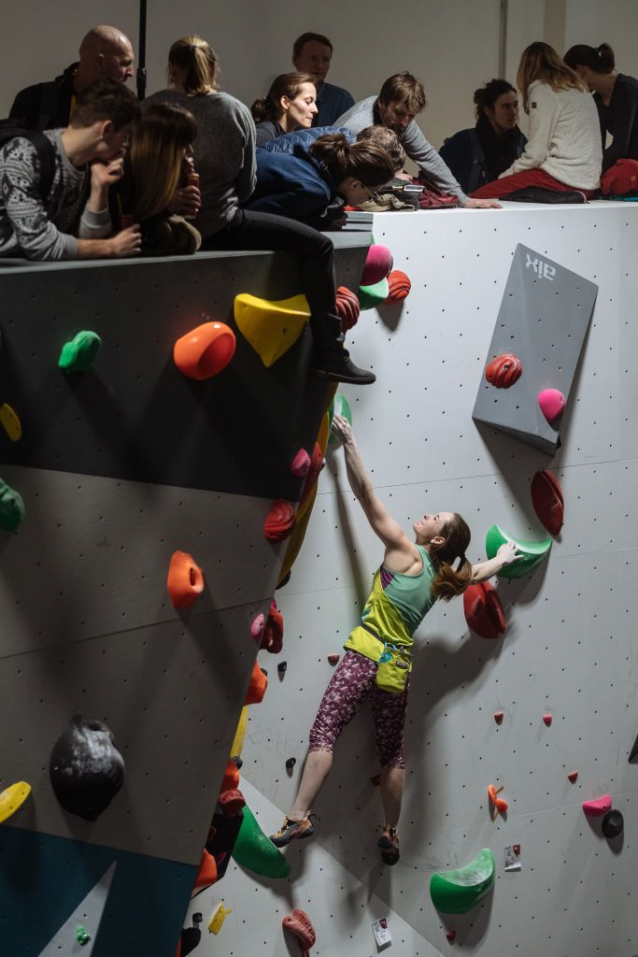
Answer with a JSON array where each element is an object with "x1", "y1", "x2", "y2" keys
[{"x1": 201, "y1": 209, "x2": 336, "y2": 318}]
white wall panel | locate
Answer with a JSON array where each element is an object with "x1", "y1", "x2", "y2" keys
[{"x1": 236, "y1": 203, "x2": 638, "y2": 955}]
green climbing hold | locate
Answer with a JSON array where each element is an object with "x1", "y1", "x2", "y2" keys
[
  {"x1": 328, "y1": 393, "x2": 352, "y2": 445},
  {"x1": 430, "y1": 847, "x2": 496, "y2": 914},
  {"x1": 358, "y1": 277, "x2": 390, "y2": 310},
  {"x1": 232, "y1": 805, "x2": 291, "y2": 879},
  {"x1": 485, "y1": 524, "x2": 552, "y2": 579},
  {"x1": 76, "y1": 925, "x2": 91, "y2": 946},
  {"x1": 58, "y1": 331, "x2": 102, "y2": 373},
  {"x1": 0, "y1": 478, "x2": 25, "y2": 532}
]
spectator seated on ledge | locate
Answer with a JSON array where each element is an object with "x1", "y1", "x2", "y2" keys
[
  {"x1": 116, "y1": 104, "x2": 202, "y2": 256},
  {"x1": 292, "y1": 32, "x2": 354, "y2": 127},
  {"x1": 439, "y1": 79, "x2": 527, "y2": 195},
  {"x1": 257, "y1": 125, "x2": 355, "y2": 153},
  {"x1": 251, "y1": 73, "x2": 317, "y2": 145},
  {"x1": 9, "y1": 25, "x2": 135, "y2": 131},
  {"x1": 471, "y1": 43, "x2": 601, "y2": 200},
  {"x1": 335, "y1": 71, "x2": 501, "y2": 208},
  {"x1": 0, "y1": 78, "x2": 142, "y2": 261},
  {"x1": 564, "y1": 42, "x2": 638, "y2": 186},
  {"x1": 245, "y1": 132, "x2": 396, "y2": 229}
]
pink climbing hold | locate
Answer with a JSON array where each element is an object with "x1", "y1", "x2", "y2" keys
[
  {"x1": 538, "y1": 388, "x2": 566, "y2": 426},
  {"x1": 494, "y1": 711, "x2": 504, "y2": 724},
  {"x1": 250, "y1": 613, "x2": 266, "y2": 641},
  {"x1": 542, "y1": 714, "x2": 553, "y2": 727},
  {"x1": 582, "y1": 794, "x2": 612, "y2": 816},
  {"x1": 360, "y1": 244, "x2": 393, "y2": 286},
  {"x1": 568, "y1": 771, "x2": 579, "y2": 783},
  {"x1": 290, "y1": 449, "x2": 311, "y2": 477}
]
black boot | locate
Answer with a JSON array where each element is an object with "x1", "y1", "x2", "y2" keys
[{"x1": 310, "y1": 314, "x2": 376, "y2": 385}]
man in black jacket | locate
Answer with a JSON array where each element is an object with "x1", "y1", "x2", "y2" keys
[{"x1": 10, "y1": 25, "x2": 134, "y2": 131}]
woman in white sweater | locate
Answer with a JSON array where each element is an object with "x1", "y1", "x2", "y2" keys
[{"x1": 471, "y1": 42, "x2": 602, "y2": 199}]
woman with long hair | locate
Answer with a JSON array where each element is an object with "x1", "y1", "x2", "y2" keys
[
  {"x1": 564, "y1": 43, "x2": 638, "y2": 175},
  {"x1": 439, "y1": 79, "x2": 527, "y2": 194},
  {"x1": 247, "y1": 131, "x2": 396, "y2": 228},
  {"x1": 471, "y1": 42, "x2": 601, "y2": 200},
  {"x1": 270, "y1": 415, "x2": 520, "y2": 864},
  {"x1": 119, "y1": 103, "x2": 202, "y2": 254},
  {"x1": 252, "y1": 73, "x2": 318, "y2": 145},
  {"x1": 145, "y1": 36, "x2": 375, "y2": 385}
]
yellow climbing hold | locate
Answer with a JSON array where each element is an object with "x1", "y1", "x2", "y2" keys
[
  {"x1": 208, "y1": 902, "x2": 232, "y2": 935},
  {"x1": 0, "y1": 404, "x2": 22, "y2": 442},
  {"x1": 0, "y1": 781, "x2": 31, "y2": 824},
  {"x1": 234, "y1": 293, "x2": 310, "y2": 367},
  {"x1": 230, "y1": 707, "x2": 249, "y2": 759}
]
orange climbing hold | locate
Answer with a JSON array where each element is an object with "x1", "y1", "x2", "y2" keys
[
  {"x1": 244, "y1": 659, "x2": 268, "y2": 705},
  {"x1": 260, "y1": 600, "x2": 284, "y2": 654},
  {"x1": 264, "y1": 500, "x2": 296, "y2": 542},
  {"x1": 336, "y1": 286, "x2": 361, "y2": 333},
  {"x1": 220, "y1": 759, "x2": 239, "y2": 794},
  {"x1": 191, "y1": 848, "x2": 218, "y2": 898},
  {"x1": 487, "y1": 784, "x2": 508, "y2": 819},
  {"x1": 219, "y1": 788, "x2": 245, "y2": 817},
  {"x1": 386, "y1": 269, "x2": 412, "y2": 302},
  {"x1": 173, "y1": 321, "x2": 236, "y2": 380},
  {"x1": 282, "y1": 909, "x2": 316, "y2": 956},
  {"x1": 167, "y1": 551, "x2": 205, "y2": 609}
]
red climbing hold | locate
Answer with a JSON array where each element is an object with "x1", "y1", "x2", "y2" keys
[
  {"x1": 446, "y1": 930, "x2": 456, "y2": 942},
  {"x1": 336, "y1": 286, "x2": 361, "y2": 333},
  {"x1": 173, "y1": 322, "x2": 236, "y2": 380},
  {"x1": 299, "y1": 443, "x2": 324, "y2": 513},
  {"x1": 568, "y1": 770, "x2": 579, "y2": 783},
  {"x1": 260, "y1": 600, "x2": 284, "y2": 654},
  {"x1": 485, "y1": 353, "x2": 523, "y2": 389},
  {"x1": 542, "y1": 714, "x2": 553, "y2": 726},
  {"x1": 219, "y1": 788, "x2": 246, "y2": 817},
  {"x1": 282, "y1": 909, "x2": 316, "y2": 955},
  {"x1": 264, "y1": 500, "x2": 296, "y2": 542},
  {"x1": 531, "y1": 470, "x2": 564, "y2": 536},
  {"x1": 493, "y1": 711, "x2": 504, "y2": 724},
  {"x1": 166, "y1": 551, "x2": 205, "y2": 609},
  {"x1": 328, "y1": 654, "x2": 340, "y2": 665},
  {"x1": 244, "y1": 660, "x2": 268, "y2": 705},
  {"x1": 386, "y1": 269, "x2": 411, "y2": 302},
  {"x1": 463, "y1": 582, "x2": 506, "y2": 639}
]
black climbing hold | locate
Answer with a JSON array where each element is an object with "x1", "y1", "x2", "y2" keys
[
  {"x1": 278, "y1": 661, "x2": 288, "y2": 675},
  {"x1": 602, "y1": 809, "x2": 624, "y2": 839},
  {"x1": 286, "y1": 758, "x2": 296, "y2": 770}
]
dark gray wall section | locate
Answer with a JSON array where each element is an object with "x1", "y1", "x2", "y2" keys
[
  {"x1": 473, "y1": 243, "x2": 598, "y2": 454},
  {"x1": 0, "y1": 241, "x2": 368, "y2": 499}
]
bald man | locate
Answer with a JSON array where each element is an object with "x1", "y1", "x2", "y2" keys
[{"x1": 10, "y1": 26, "x2": 134, "y2": 131}]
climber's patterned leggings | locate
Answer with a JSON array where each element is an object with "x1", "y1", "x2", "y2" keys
[{"x1": 308, "y1": 650, "x2": 408, "y2": 768}]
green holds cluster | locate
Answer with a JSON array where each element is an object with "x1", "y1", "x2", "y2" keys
[
  {"x1": 358, "y1": 277, "x2": 390, "y2": 310},
  {"x1": 485, "y1": 524, "x2": 552, "y2": 579},
  {"x1": 232, "y1": 805, "x2": 291, "y2": 879},
  {"x1": 430, "y1": 848, "x2": 496, "y2": 914},
  {"x1": 328, "y1": 393, "x2": 352, "y2": 446},
  {"x1": 0, "y1": 478, "x2": 25, "y2": 532},
  {"x1": 58, "y1": 331, "x2": 102, "y2": 373}
]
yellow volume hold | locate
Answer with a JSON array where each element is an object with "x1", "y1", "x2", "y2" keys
[
  {"x1": 0, "y1": 404, "x2": 23, "y2": 442},
  {"x1": 0, "y1": 781, "x2": 31, "y2": 824},
  {"x1": 208, "y1": 902, "x2": 232, "y2": 935}
]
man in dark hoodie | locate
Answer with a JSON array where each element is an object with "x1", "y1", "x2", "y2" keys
[{"x1": 9, "y1": 25, "x2": 134, "y2": 131}]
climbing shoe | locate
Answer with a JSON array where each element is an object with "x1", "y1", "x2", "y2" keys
[
  {"x1": 311, "y1": 350, "x2": 376, "y2": 385},
  {"x1": 378, "y1": 826, "x2": 400, "y2": 865},
  {"x1": 270, "y1": 815, "x2": 315, "y2": 847}
]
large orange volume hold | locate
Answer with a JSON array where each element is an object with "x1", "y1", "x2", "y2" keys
[
  {"x1": 173, "y1": 321, "x2": 236, "y2": 380},
  {"x1": 167, "y1": 550, "x2": 205, "y2": 609}
]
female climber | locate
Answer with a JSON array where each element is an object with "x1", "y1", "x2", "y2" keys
[
  {"x1": 144, "y1": 36, "x2": 375, "y2": 385},
  {"x1": 271, "y1": 414, "x2": 520, "y2": 865}
]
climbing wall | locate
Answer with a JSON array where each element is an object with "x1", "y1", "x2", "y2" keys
[
  {"x1": 0, "y1": 237, "x2": 369, "y2": 956},
  {"x1": 222, "y1": 202, "x2": 638, "y2": 957}
]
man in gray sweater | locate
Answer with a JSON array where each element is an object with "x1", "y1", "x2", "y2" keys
[
  {"x1": 335, "y1": 72, "x2": 501, "y2": 208},
  {"x1": 0, "y1": 79, "x2": 142, "y2": 261}
]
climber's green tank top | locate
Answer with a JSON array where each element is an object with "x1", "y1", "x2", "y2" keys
[{"x1": 344, "y1": 546, "x2": 437, "y2": 663}]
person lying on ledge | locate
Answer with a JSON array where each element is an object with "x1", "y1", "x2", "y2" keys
[
  {"x1": 252, "y1": 73, "x2": 318, "y2": 145},
  {"x1": 470, "y1": 43, "x2": 601, "y2": 201},
  {"x1": 335, "y1": 71, "x2": 501, "y2": 208},
  {"x1": 0, "y1": 79, "x2": 141, "y2": 260},
  {"x1": 439, "y1": 79, "x2": 527, "y2": 195},
  {"x1": 270, "y1": 414, "x2": 520, "y2": 865},
  {"x1": 246, "y1": 131, "x2": 396, "y2": 228}
]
